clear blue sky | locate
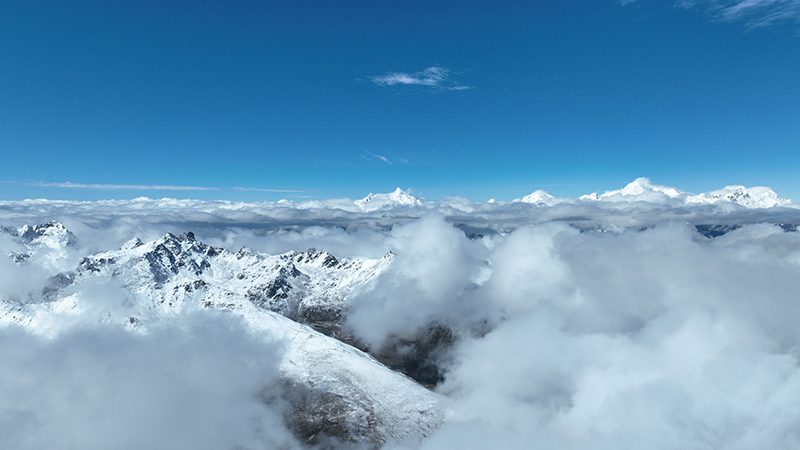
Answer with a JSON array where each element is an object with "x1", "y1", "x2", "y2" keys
[{"x1": 1, "y1": 0, "x2": 799, "y2": 201}]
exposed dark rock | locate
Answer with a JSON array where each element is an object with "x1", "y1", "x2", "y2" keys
[
  {"x1": 372, "y1": 323, "x2": 457, "y2": 388},
  {"x1": 695, "y1": 224, "x2": 741, "y2": 238},
  {"x1": 40, "y1": 272, "x2": 76, "y2": 301},
  {"x1": 10, "y1": 252, "x2": 30, "y2": 263},
  {"x1": 266, "y1": 379, "x2": 382, "y2": 449}
]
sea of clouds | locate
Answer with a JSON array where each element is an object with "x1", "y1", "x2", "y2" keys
[{"x1": 2, "y1": 197, "x2": 800, "y2": 449}]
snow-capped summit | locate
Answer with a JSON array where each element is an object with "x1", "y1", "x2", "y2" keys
[
  {"x1": 573, "y1": 177, "x2": 794, "y2": 209},
  {"x1": 613, "y1": 177, "x2": 682, "y2": 199},
  {"x1": 687, "y1": 185, "x2": 791, "y2": 208},
  {"x1": 77, "y1": 231, "x2": 393, "y2": 322},
  {"x1": 354, "y1": 187, "x2": 423, "y2": 211},
  {"x1": 2, "y1": 221, "x2": 76, "y2": 265},
  {"x1": 580, "y1": 177, "x2": 683, "y2": 203},
  {"x1": 513, "y1": 189, "x2": 563, "y2": 206},
  {"x1": 11, "y1": 221, "x2": 75, "y2": 249}
]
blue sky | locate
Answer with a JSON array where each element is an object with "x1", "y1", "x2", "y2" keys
[{"x1": 1, "y1": 0, "x2": 799, "y2": 201}]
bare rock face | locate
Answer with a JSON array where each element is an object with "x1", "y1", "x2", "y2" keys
[
  {"x1": 373, "y1": 323, "x2": 458, "y2": 388},
  {"x1": 272, "y1": 379, "x2": 381, "y2": 448}
]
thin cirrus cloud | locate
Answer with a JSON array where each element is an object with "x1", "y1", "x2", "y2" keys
[
  {"x1": 32, "y1": 182, "x2": 305, "y2": 194},
  {"x1": 714, "y1": 0, "x2": 800, "y2": 27},
  {"x1": 34, "y1": 181, "x2": 219, "y2": 191},
  {"x1": 232, "y1": 187, "x2": 307, "y2": 193},
  {"x1": 626, "y1": 0, "x2": 800, "y2": 28},
  {"x1": 369, "y1": 66, "x2": 473, "y2": 91},
  {"x1": 360, "y1": 150, "x2": 409, "y2": 166}
]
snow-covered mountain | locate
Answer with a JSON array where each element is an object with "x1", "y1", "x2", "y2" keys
[
  {"x1": 574, "y1": 177, "x2": 792, "y2": 209},
  {"x1": 68, "y1": 231, "x2": 394, "y2": 326},
  {"x1": 686, "y1": 185, "x2": 790, "y2": 208},
  {"x1": 512, "y1": 189, "x2": 562, "y2": 206},
  {"x1": 1, "y1": 220, "x2": 76, "y2": 265},
  {"x1": 354, "y1": 187, "x2": 423, "y2": 211},
  {"x1": 2, "y1": 221, "x2": 75, "y2": 248},
  {"x1": 578, "y1": 177, "x2": 683, "y2": 203},
  {"x1": 0, "y1": 225, "x2": 443, "y2": 447}
]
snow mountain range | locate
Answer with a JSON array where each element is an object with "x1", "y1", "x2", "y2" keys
[
  {"x1": 516, "y1": 177, "x2": 792, "y2": 208},
  {"x1": 285, "y1": 179, "x2": 794, "y2": 210},
  {"x1": 0, "y1": 224, "x2": 443, "y2": 448}
]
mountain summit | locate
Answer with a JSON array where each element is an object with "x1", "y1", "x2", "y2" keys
[
  {"x1": 686, "y1": 185, "x2": 790, "y2": 208},
  {"x1": 579, "y1": 177, "x2": 683, "y2": 203},
  {"x1": 354, "y1": 187, "x2": 423, "y2": 211},
  {"x1": 513, "y1": 190, "x2": 561, "y2": 206},
  {"x1": 574, "y1": 178, "x2": 791, "y2": 208}
]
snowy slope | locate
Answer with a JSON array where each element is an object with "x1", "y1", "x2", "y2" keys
[
  {"x1": 578, "y1": 177, "x2": 683, "y2": 203},
  {"x1": 66, "y1": 231, "x2": 394, "y2": 323},
  {"x1": 574, "y1": 177, "x2": 792, "y2": 208},
  {"x1": 512, "y1": 190, "x2": 562, "y2": 206},
  {"x1": 0, "y1": 226, "x2": 443, "y2": 446},
  {"x1": 354, "y1": 188, "x2": 423, "y2": 211},
  {"x1": 1, "y1": 221, "x2": 75, "y2": 266},
  {"x1": 686, "y1": 185, "x2": 790, "y2": 208}
]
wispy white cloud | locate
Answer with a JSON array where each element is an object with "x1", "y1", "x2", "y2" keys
[
  {"x1": 628, "y1": 0, "x2": 800, "y2": 28},
  {"x1": 360, "y1": 151, "x2": 409, "y2": 166},
  {"x1": 705, "y1": 0, "x2": 800, "y2": 27},
  {"x1": 369, "y1": 66, "x2": 473, "y2": 91},
  {"x1": 34, "y1": 182, "x2": 219, "y2": 191},
  {"x1": 31, "y1": 182, "x2": 306, "y2": 194},
  {"x1": 232, "y1": 187, "x2": 306, "y2": 193}
]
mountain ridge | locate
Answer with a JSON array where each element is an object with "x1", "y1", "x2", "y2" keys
[
  {"x1": 514, "y1": 177, "x2": 791, "y2": 209},
  {"x1": 0, "y1": 225, "x2": 442, "y2": 447}
]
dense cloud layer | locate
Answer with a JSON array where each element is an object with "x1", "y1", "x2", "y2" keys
[
  {"x1": 376, "y1": 221, "x2": 800, "y2": 449},
  {"x1": 0, "y1": 313, "x2": 298, "y2": 450},
  {"x1": 2, "y1": 197, "x2": 800, "y2": 449}
]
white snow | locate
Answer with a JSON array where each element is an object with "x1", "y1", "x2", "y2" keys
[
  {"x1": 572, "y1": 177, "x2": 792, "y2": 209},
  {"x1": 354, "y1": 187, "x2": 423, "y2": 211},
  {"x1": 579, "y1": 177, "x2": 683, "y2": 203},
  {"x1": 686, "y1": 185, "x2": 791, "y2": 208},
  {"x1": 513, "y1": 190, "x2": 562, "y2": 206},
  {"x1": 0, "y1": 230, "x2": 444, "y2": 444}
]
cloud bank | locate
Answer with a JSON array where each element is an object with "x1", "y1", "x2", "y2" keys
[
  {"x1": 359, "y1": 219, "x2": 800, "y2": 449},
  {"x1": 0, "y1": 313, "x2": 298, "y2": 450},
  {"x1": 2, "y1": 184, "x2": 800, "y2": 449}
]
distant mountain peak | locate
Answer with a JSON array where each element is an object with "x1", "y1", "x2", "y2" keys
[
  {"x1": 16, "y1": 221, "x2": 75, "y2": 247},
  {"x1": 513, "y1": 189, "x2": 560, "y2": 206},
  {"x1": 582, "y1": 177, "x2": 683, "y2": 202},
  {"x1": 354, "y1": 187, "x2": 422, "y2": 211},
  {"x1": 686, "y1": 185, "x2": 790, "y2": 208},
  {"x1": 571, "y1": 177, "x2": 792, "y2": 209},
  {"x1": 2, "y1": 221, "x2": 76, "y2": 261}
]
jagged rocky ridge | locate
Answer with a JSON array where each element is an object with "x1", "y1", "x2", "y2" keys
[
  {"x1": 1, "y1": 221, "x2": 75, "y2": 263},
  {"x1": 0, "y1": 225, "x2": 444, "y2": 448}
]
